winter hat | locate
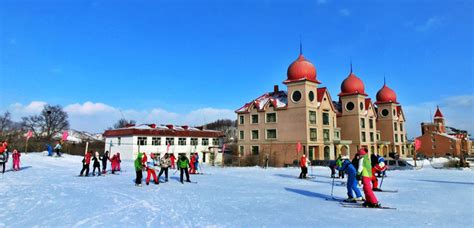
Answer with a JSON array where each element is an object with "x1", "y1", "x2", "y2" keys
[
  {"x1": 357, "y1": 148, "x2": 367, "y2": 156},
  {"x1": 378, "y1": 157, "x2": 385, "y2": 163},
  {"x1": 341, "y1": 155, "x2": 349, "y2": 160}
]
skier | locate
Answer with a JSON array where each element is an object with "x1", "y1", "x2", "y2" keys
[
  {"x1": 111, "y1": 153, "x2": 118, "y2": 174},
  {"x1": 79, "y1": 151, "x2": 92, "y2": 176},
  {"x1": 54, "y1": 141, "x2": 62, "y2": 157},
  {"x1": 116, "y1": 152, "x2": 122, "y2": 171},
  {"x1": 0, "y1": 143, "x2": 9, "y2": 174},
  {"x1": 170, "y1": 153, "x2": 176, "y2": 169},
  {"x1": 299, "y1": 154, "x2": 308, "y2": 179},
  {"x1": 101, "y1": 150, "x2": 110, "y2": 174},
  {"x1": 178, "y1": 154, "x2": 191, "y2": 183},
  {"x1": 189, "y1": 154, "x2": 196, "y2": 174},
  {"x1": 92, "y1": 151, "x2": 101, "y2": 176},
  {"x1": 134, "y1": 152, "x2": 145, "y2": 186},
  {"x1": 337, "y1": 155, "x2": 345, "y2": 179},
  {"x1": 158, "y1": 153, "x2": 170, "y2": 182},
  {"x1": 46, "y1": 144, "x2": 53, "y2": 156},
  {"x1": 336, "y1": 156, "x2": 363, "y2": 202},
  {"x1": 12, "y1": 149, "x2": 21, "y2": 171},
  {"x1": 352, "y1": 153, "x2": 360, "y2": 171},
  {"x1": 328, "y1": 160, "x2": 337, "y2": 178},
  {"x1": 194, "y1": 153, "x2": 200, "y2": 174},
  {"x1": 371, "y1": 158, "x2": 388, "y2": 191},
  {"x1": 357, "y1": 148, "x2": 381, "y2": 208},
  {"x1": 145, "y1": 153, "x2": 158, "y2": 185},
  {"x1": 376, "y1": 157, "x2": 387, "y2": 177}
]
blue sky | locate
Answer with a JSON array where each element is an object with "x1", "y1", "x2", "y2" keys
[{"x1": 0, "y1": 0, "x2": 473, "y2": 137}]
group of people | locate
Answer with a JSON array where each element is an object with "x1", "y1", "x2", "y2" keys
[
  {"x1": 79, "y1": 150, "x2": 121, "y2": 176},
  {"x1": 45, "y1": 141, "x2": 63, "y2": 157},
  {"x1": 299, "y1": 148, "x2": 388, "y2": 208},
  {"x1": 0, "y1": 141, "x2": 22, "y2": 173}
]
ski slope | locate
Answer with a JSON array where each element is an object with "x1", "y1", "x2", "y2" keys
[{"x1": 1, "y1": 153, "x2": 473, "y2": 227}]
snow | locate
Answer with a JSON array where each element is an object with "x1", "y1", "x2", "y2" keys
[{"x1": 1, "y1": 153, "x2": 473, "y2": 227}]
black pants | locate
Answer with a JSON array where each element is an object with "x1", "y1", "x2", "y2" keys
[
  {"x1": 80, "y1": 164, "x2": 90, "y2": 176},
  {"x1": 338, "y1": 170, "x2": 345, "y2": 179},
  {"x1": 299, "y1": 167, "x2": 308, "y2": 178},
  {"x1": 55, "y1": 149, "x2": 61, "y2": 156},
  {"x1": 1, "y1": 163, "x2": 5, "y2": 174},
  {"x1": 102, "y1": 160, "x2": 107, "y2": 171},
  {"x1": 158, "y1": 167, "x2": 169, "y2": 181},
  {"x1": 136, "y1": 170, "x2": 143, "y2": 185},
  {"x1": 92, "y1": 166, "x2": 101, "y2": 175},
  {"x1": 180, "y1": 168, "x2": 190, "y2": 183}
]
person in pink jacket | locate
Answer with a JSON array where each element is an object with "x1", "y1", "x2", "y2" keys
[
  {"x1": 12, "y1": 149, "x2": 21, "y2": 171},
  {"x1": 116, "y1": 152, "x2": 122, "y2": 171}
]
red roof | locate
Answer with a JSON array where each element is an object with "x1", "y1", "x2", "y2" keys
[
  {"x1": 317, "y1": 87, "x2": 327, "y2": 102},
  {"x1": 365, "y1": 98, "x2": 372, "y2": 111},
  {"x1": 285, "y1": 54, "x2": 321, "y2": 84},
  {"x1": 375, "y1": 82, "x2": 398, "y2": 104},
  {"x1": 434, "y1": 106, "x2": 444, "y2": 118},
  {"x1": 338, "y1": 72, "x2": 367, "y2": 97},
  {"x1": 103, "y1": 126, "x2": 224, "y2": 138}
]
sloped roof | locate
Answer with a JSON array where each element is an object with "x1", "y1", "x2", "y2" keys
[
  {"x1": 104, "y1": 124, "x2": 224, "y2": 138},
  {"x1": 235, "y1": 90, "x2": 288, "y2": 113}
]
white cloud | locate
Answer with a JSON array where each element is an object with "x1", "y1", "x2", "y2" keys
[
  {"x1": 65, "y1": 102, "x2": 117, "y2": 115},
  {"x1": 404, "y1": 95, "x2": 474, "y2": 139},
  {"x1": 416, "y1": 16, "x2": 443, "y2": 31},
  {"x1": 10, "y1": 101, "x2": 47, "y2": 115},
  {"x1": 339, "y1": 8, "x2": 351, "y2": 16}
]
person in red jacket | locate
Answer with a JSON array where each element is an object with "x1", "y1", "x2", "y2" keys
[
  {"x1": 145, "y1": 153, "x2": 159, "y2": 185},
  {"x1": 371, "y1": 159, "x2": 388, "y2": 191},
  {"x1": 79, "y1": 151, "x2": 92, "y2": 176},
  {"x1": 299, "y1": 154, "x2": 308, "y2": 179},
  {"x1": 0, "y1": 141, "x2": 8, "y2": 174},
  {"x1": 116, "y1": 152, "x2": 122, "y2": 171},
  {"x1": 170, "y1": 153, "x2": 176, "y2": 169},
  {"x1": 189, "y1": 154, "x2": 196, "y2": 174},
  {"x1": 12, "y1": 149, "x2": 21, "y2": 171}
]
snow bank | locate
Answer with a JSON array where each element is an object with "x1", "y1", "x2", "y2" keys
[{"x1": 0, "y1": 153, "x2": 473, "y2": 227}]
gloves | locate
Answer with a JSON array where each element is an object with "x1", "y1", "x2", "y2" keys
[{"x1": 358, "y1": 180, "x2": 362, "y2": 187}]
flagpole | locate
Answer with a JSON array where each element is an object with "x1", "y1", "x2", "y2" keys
[{"x1": 25, "y1": 138, "x2": 29, "y2": 153}]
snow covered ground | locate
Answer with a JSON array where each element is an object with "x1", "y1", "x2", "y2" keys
[{"x1": 1, "y1": 153, "x2": 473, "y2": 227}]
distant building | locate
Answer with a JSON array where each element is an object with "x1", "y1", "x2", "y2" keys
[
  {"x1": 416, "y1": 106, "x2": 472, "y2": 157},
  {"x1": 103, "y1": 124, "x2": 225, "y2": 163}
]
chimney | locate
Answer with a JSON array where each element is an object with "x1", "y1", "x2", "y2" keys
[
  {"x1": 149, "y1": 124, "x2": 156, "y2": 128},
  {"x1": 166, "y1": 124, "x2": 174, "y2": 130},
  {"x1": 274, "y1": 85, "x2": 279, "y2": 94},
  {"x1": 182, "y1": 125, "x2": 189, "y2": 130}
]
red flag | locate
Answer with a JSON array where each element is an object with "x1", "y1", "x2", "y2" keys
[
  {"x1": 25, "y1": 130, "x2": 33, "y2": 140},
  {"x1": 297, "y1": 142, "x2": 302, "y2": 154},
  {"x1": 62, "y1": 130, "x2": 69, "y2": 141},
  {"x1": 415, "y1": 139, "x2": 422, "y2": 151}
]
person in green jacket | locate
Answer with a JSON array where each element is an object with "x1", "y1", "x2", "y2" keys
[
  {"x1": 135, "y1": 152, "x2": 145, "y2": 186},
  {"x1": 357, "y1": 148, "x2": 380, "y2": 208},
  {"x1": 178, "y1": 154, "x2": 191, "y2": 183}
]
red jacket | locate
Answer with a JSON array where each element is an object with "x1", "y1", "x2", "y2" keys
[
  {"x1": 84, "y1": 153, "x2": 91, "y2": 165},
  {"x1": 12, "y1": 151, "x2": 21, "y2": 160},
  {"x1": 300, "y1": 156, "x2": 307, "y2": 168}
]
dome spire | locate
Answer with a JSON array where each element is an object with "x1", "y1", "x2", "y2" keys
[
  {"x1": 350, "y1": 59, "x2": 353, "y2": 73},
  {"x1": 299, "y1": 35, "x2": 303, "y2": 55}
]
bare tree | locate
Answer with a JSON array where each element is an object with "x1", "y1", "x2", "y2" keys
[
  {"x1": 21, "y1": 105, "x2": 69, "y2": 140},
  {"x1": 0, "y1": 111, "x2": 13, "y2": 136},
  {"x1": 113, "y1": 118, "x2": 136, "y2": 129}
]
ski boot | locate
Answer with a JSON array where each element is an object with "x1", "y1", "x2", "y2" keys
[
  {"x1": 373, "y1": 188, "x2": 382, "y2": 192},
  {"x1": 343, "y1": 198, "x2": 357, "y2": 203}
]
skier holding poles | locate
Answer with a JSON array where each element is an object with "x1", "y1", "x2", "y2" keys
[{"x1": 336, "y1": 156, "x2": 363, "y2": 202}]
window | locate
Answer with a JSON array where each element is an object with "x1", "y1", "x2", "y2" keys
[
  {"x1": 239, "y1": 115, "x2": 244, "y2": 125},
  {"x1": 212, "y1": 138, "x2": 219, "y2": 146},
  {"x1": 400, "y1": 123, "x2": 404, "y2": 131},
  {"x1": 191, "y1": 138, "x2": 198, "y2": 146},
  {"x1": 377, "y1": 134, "x2": 380, "y2": 141},
  {"x1": 266, "y1": 129, "x2": 277, "y2": 139},
  {"x1": 370, "y1": 132, "x2": 374, "y2": 142},
  {"x1": 266, "y1": 113, "x2": 277, "y2": 123},
  {"x1": 251, "y1": 146, "x2": 259, "y2": 155},
  {"x1": 309, "y1": 111, "x2": 317, "y2": 124},
  {"x1": 395, "y1": 134, "x2": 399, "y2": 143},
  {"x1": 308, "y1": 91, "x2": 315, "y2": 102},
  {"x1": 292, "y1": 90, "x2": 302, "y2": 102},
  {"x1": 251, "y1": 114, "x2": 258, "y2": 124},
  {"x1": 359, "y1": 102, "x2": 364, "y2": 111},
  {"x1": 401, "y1": 134, "x2": 404, "y2": 143},
  {"x1": 118, "y1": 137, "x2": 121, "y2": 146},
  {"x1": 402, "y1": 146, "x2": 405, "y2": 154},
  {"x1": 334, "y1": 131, "x2": 340, "y2": 140},
  {"x1": 323, "y1": 129, "x2": 330, "y2": 141},
  {"x1": 369, "y1": 119, "x2": 374, "y2": 129},
  {"x1": 360, "y1": 118, "x2": 366, "y2": 128},
  {"x1": 152, "y1": 137, "x2": 161, "y2": 146},
  {"x1": 394, "y1": 122, "x2": 398, "y2": 131},
  {"x1": 239, "y1": 131, "x2": 244, "y2": 140},
  {"x1": 346, "y1": 102, "x2": 355, "y2": 111},
  {"x1": 323, "y1": 112, "x2": 330, "y2": 125},
  {"x1": 202, "y1": 138, "x2": 209, "y2": 146},
  {"x1": 310, "y1": 128, "x2": 317, "y2": 141},
  {"x1": 137, "y1": 137, "x2": 147, "y2": 146},
  {"x1": 239, "y1": 146, "x2": 244, "y2": 155},
  {"x1": 251, "y1": 130, "x2": 259, "y2": 140},
  {"x1": 361, "y1": 132, "x2": 366, "y2": 142},
  {"x1": 381, "y1": 109, "x2": 389, "y2": 117},
  {"x1": 178, "y1": 138, "x2": 187, "y2": 146},
  {"x1": 166, "y1": 137, "x2": 174, "y2": 146},
  {"x1": 393, "y1": 109, "x2": 396, "y2": 116}
]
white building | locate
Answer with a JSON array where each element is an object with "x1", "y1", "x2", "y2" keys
[{"x1": 103, "y1": 124, "x2": 225, "y2": 165}]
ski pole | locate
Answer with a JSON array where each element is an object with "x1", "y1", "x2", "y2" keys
[
  {"x1": 330, "y1": 176, "x2": 335, "y2": 197},
  {"x1": 380, "y1": 174, "x2": 385, "y2": 189}
]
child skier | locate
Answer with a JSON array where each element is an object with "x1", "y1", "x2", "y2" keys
[
  {"x1": 101, "y1": 151, "x2": 110, "y2": 174},
  {"x1": 158, "y1": 153, "x2": 170, "y2": 182},
  {"x1": 80, "y1": 151, "x2": 92, "y2": 176},
  {"x1": 0, "y1": 144, "x2": 8, "y2": 174},
  {"x1": 46, "y1": 144, "x2": 53, "y2": 156},
  {"x1": 116, "y1": 152, "x2": 122, "y2": 171},
  {"x1": 189, "y1": 154, "x2": 196, "y2": 174},
  {"x1": 170, "y1": 153, "x2": 176, "y2": 169},
  {"x1": 145, "y1": 153, "x2": 159, "y2": 185},
  {"x1": 111, "y1": 153, "x2": 118, "y2": 174},
  {"x1": 194, "y1": 153, "x2": 199, "y2": 174},
  {"x1": 12, "y1": 149, "x2": 21, "y2": 171},
  {"x1": 178, "y1": 154, "x2": 191, "y2": 183},
  {"x1": 357, "y1": 148, "x2": 381, "y2": 208},
  {"x1": 92, "y1": 151, "x2": 101, "y2": 176},
  {"x1": 336, "y1": 156, "x2": 363, "y2": 202},
  {"x1": 371, "y1": 158, "x2": 388, "y2": 191},
  {"x1": 299, "y1": 154, "x2": 308, "y2": 179},
  {"x1": 54, "y1": 141, "x2": 62, "y2": 157},
  {"x1": 134, "y1": 152, "x2": 145, "y2": 186}
]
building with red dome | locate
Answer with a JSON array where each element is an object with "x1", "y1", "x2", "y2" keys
[{"x1": 235, "y1": 50, "x2": 409, "y2": 166}]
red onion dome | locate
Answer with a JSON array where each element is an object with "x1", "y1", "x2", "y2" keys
[
  {"x1": 286, "y1": 54, "x2": 320, "y2": 83},
  {"x1": 375, "y1": 83, "x2": 398, "y2": 104},
  {"x1": 339, "y1": 72, "x2": 367, "y2": 96}
]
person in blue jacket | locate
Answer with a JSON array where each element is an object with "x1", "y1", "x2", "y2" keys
[
  {"x1": 336, "y1": 156, "x2": 364, "y2": 202},
  {"x1": 46, "y1": 144, "x2": 53, "y2": 156}
]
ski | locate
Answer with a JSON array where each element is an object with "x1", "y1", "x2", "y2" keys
[
  {"x1": 340, "y1": 202, "x2": 396, "y2": 210},
  {"x1": 379, "y1": 189, "x2": 398, "y2": 193}
]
